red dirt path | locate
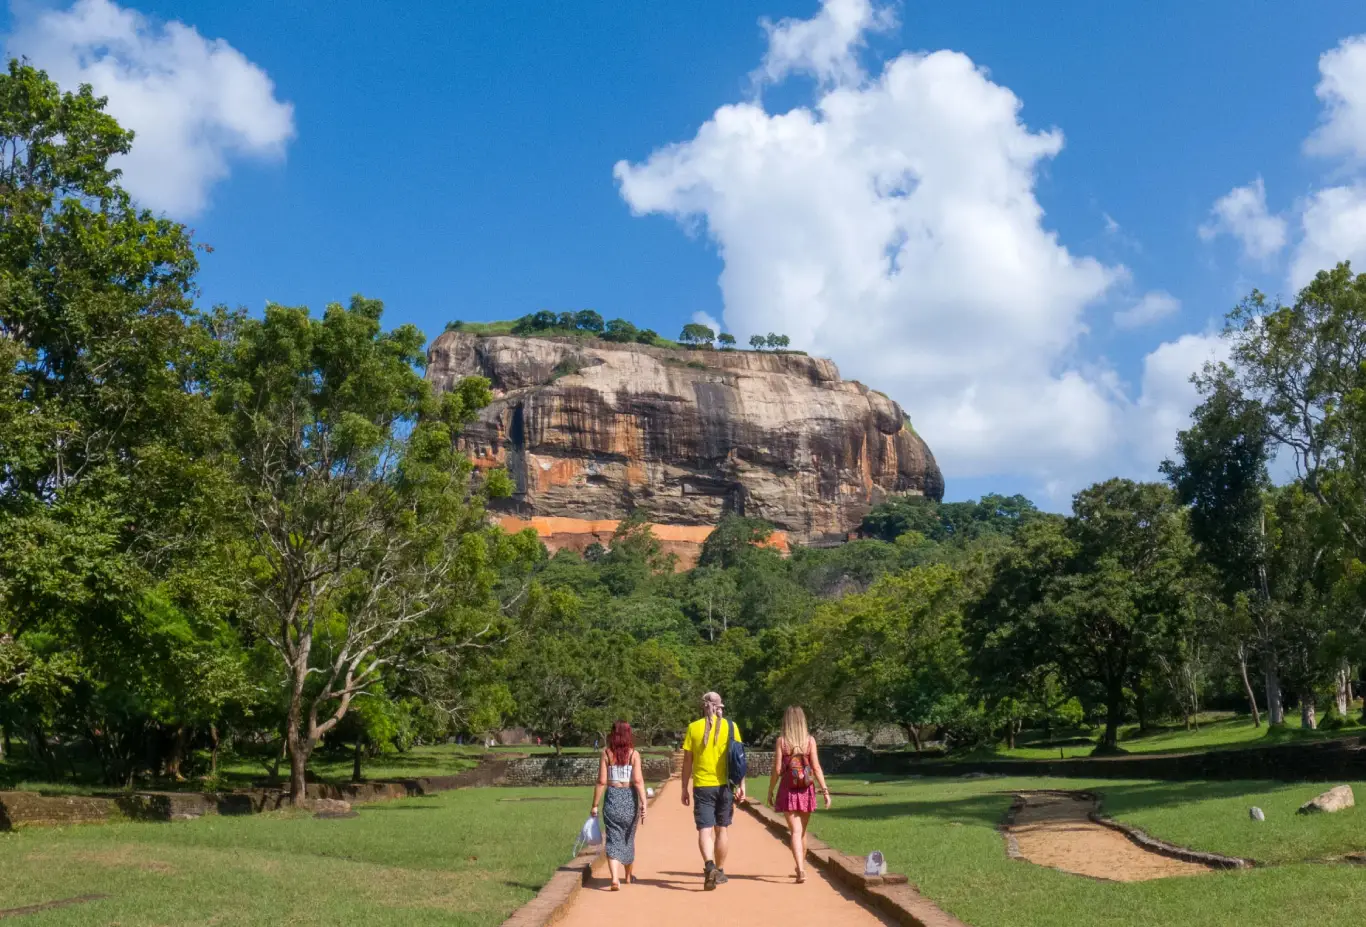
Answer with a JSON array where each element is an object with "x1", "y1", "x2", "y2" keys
[{"x1": 555, "y1": 779, "x2": 891, "y2": 927}]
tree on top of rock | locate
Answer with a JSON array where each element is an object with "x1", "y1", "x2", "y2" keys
[{"x1": 680, "y1": 323, "x2": 716, "y2": 348}]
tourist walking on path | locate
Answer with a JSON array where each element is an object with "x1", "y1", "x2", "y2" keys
[
  {"x1": 590, "y1": 721, "x2": 648, "y2": 891},
  {"x1": 766, "y1": 705, "x2": 830, "y2": 883},
  {"x1": 681, "y1": 691, "x2": 744, "y2": 891}
]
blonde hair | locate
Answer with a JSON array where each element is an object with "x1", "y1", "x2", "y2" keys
[
  {"x1": 702, "y1": 691, "x2": 723, "y2": 747},
  {"x1": 780, "y1": 705, "x2": 810, "y2": 755}
]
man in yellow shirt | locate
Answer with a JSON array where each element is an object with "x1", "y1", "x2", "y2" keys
[{"x1": 681, "y1": 691, "x2": 745, "y2": 890}]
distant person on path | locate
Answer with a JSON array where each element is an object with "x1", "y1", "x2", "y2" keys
[
  {"x1": 766, "y1": 705, "x2": 830, "y2": 883},
  {"x1": 681, "y1": 691, "x2": 744, "y2": 890},
  {"x1": 590, "y1": 721, "x2": 647, "y2": 891}
]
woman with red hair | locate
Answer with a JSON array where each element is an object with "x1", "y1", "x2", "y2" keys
[{"x1": 590, "y1": 720, "x2": 647, "y2": 890}]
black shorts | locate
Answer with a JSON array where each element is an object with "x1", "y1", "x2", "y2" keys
[{"x1": 692, "y1": 785, "x2": 734, "y2": 830}]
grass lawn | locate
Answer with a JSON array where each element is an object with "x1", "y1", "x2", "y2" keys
[
  {"x1": 949, "y1": 712, "x2": 1362, "y2": 761},
  {"x1": 0, "y1": 785, "x2": 590, "y2": 926},
  {"x1": 785, "y1": 774, "x2": 1366, "y2": 927}
]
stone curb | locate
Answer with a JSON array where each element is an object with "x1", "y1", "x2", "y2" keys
[
  {"x1": 1088, "y1": 813, "x2": 1255, "y2": 869},
  {"x1": 739, "y1": 797, "x2": 969, "y2": 927},
  {"x1": 501, "y1": 777, "x2": 671, "y2": 927}
]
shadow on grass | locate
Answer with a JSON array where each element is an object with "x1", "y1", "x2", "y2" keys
[
  {"x1": 824, "y1": 778, "x2": 1289, "y2": 827},
  {"x1": 356, "y1": 802, "x2": 444, "y2": 812}
]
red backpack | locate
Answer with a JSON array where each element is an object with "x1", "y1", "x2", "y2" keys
[{"x1": 784, "y1": 739, "x2": 813, "y2": 791}]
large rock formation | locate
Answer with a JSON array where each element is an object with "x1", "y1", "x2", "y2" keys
[{"x1": 426, "y1": 332, "x2": 943, "y2": 560}]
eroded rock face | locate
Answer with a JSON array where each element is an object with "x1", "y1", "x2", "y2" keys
[{"x1": 426, "y1": 332, "x2": 943, "y2": 548}]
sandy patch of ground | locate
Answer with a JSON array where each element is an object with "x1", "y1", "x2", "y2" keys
[{"x1": 1006, "y1": 792, "x2": 1211, "y2": 882}]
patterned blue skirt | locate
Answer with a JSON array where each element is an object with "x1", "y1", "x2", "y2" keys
[{"x1": 603, "y1": 787, "x2": 639, "y2": 864}]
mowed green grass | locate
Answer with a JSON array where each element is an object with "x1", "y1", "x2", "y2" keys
[
  {"x1": 0, "y1": 786, "x2": 589, "y2": 926},
  {"x1": 793, "y1": 775, "x2": 1366, "y2": 927},
  {"x1": 954, "y1": 712, "x2": 1360, "y2": 761}
]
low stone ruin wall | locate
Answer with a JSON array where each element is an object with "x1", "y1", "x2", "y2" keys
[
  {"x1": 745, "y1": 746, "x2": 873, "y2": 777},
  {"x1": 502, "y1": 754, "x2": 674, "y2": 787},
  {"x1": 0, "y1": 773, "x2": 478, "y2": 831}
]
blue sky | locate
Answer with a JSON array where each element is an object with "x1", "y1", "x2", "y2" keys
[{"x1": 5, "y1": 0, "x2": 1366, "y2": 508}]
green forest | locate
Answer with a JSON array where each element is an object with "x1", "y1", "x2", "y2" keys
[{"x1": 6, "y1": 61, "x2": 1366, "y2": 809}]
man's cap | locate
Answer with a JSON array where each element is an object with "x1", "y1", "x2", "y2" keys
[{"x1": 702, "y1": 691, "x2": 724, "y2": 708}]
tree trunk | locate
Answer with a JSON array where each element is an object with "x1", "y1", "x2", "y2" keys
[
  {"x1": 1336, "y1": 660, "x2": 1351, "y2": 716},
  {"x1": 209, "y1": 724, "x2": 220, "y2": 776},
  {"x1": 1301, "y1": 698, "x2": 1317, "y2": 731},
  {"x1": 1102, "y1": 680, "x2": 1124, "y2": 749},
  {"x1": 166, "y1": 726, "x2": 188, "y2": 781},
  {"x1": 1237, "y1": 645, "x2": 1261, "y2": 727},
  {"x1": 288, "y1": 734, "x2": 311, "y2": 805},
  {"x1": 903, "y1": 724, "x2": 923, "y2": 753},
  {"x1": 1005, "y1": 719, "x2": 1016, "y2": 750},
  {"x1": 352, "y1": 736, "x2": 365, "y2": 783},
  {"x1": 285, "y1": 643, "x2": 312, "y2": 804},
  {"x1": 1, "y1": 725, "x2": 9, "y2": 759},
  {"x1": 1263, "y1": 663, "x2": 1284, "y2": 725},
  {"x1": 1135, "y1": 686, "x2": 1150, "y2": 734}
]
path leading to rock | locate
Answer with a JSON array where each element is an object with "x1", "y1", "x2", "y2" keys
[
  {"x1": 1006, "y1": 792, "x2": 1211, "y2": 882},
  {"x1": 555, "y1": 779, "x2": 891, "y2": 927}
]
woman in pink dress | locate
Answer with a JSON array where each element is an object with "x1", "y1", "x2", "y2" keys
[{"x1": 765, "y1": 705, "x2": 831, "y2": 883}]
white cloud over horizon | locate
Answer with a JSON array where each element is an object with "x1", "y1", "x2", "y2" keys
[
  {"x1": 616, "y1": 0, "x2": 1216, "y2": 502},
  {"x1": 691, "y1": 310, "x2": 723, "y2": 337},
  {"x1": 6, "y1": 0, "x2": 295, "y2": 217}
]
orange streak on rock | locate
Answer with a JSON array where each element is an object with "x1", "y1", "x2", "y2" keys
[{"x1": 497, "y1": 516, "x2": 789, "y2": 571}]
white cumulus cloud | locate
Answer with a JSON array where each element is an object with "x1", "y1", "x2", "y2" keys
[
  {"x1": 1198, "y1": 177, "x2": 1287, "y2": 261},
  {"x1": 754, "y1": 0, "x2": 895, "y2": 89},
  {"x1": 6, "y1": 0, "x2": 295, "y2": 216},
  {"x1": 1305, "y1": 35, "x2": 1366, "y2": 163},
  {"x1": 1288, "y1": 33, "x2": 1366, "y2": 286},
  {"x1": 1130, "y1": 333, "x2": 1230, "y2": 467},
  {"x1": 1115, "y1": 291, "x2": 1181, "y2": 329},
  {"x1": 616, "y1": 0, "x2": 1208, "y2": 496},
  {"x1": 1291, "y1": 183, "x2": 1366, "y2": 287}
]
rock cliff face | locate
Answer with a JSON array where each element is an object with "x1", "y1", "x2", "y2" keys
[{"x1": 426, "y1": 332, "x2": 943, "y2": 558}]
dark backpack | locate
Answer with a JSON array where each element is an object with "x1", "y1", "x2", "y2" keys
[{"x1": 725, "y1": 719, "x2": 747, "y2": 789}]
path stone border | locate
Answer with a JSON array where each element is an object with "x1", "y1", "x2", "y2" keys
[
  {"x1": 1088, "y1": 813, "x2": 1255, "y2": 869},
  {"x1": 501, "y1": 779, "x2": 670, "y2": 927},
  {"x1": 740, "y1": 797, "x2": 969, "y2": 927}
]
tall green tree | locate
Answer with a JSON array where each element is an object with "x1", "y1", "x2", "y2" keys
[
  {"x1": 972, "y1": 481, "x2": 1196, "y2": 750},
  {"x1": 215, "y1": 296, "x2": 515, "y2": 801},
  {"x1": 1162, "y1": 367, "x2": 1273, "y2": 723},
  {"x1": 0, "y1": 61, "x2": 240, "y2": 783},
  {"x1": 797, "y1": 564, "x2": 968, "y2": 751}
]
